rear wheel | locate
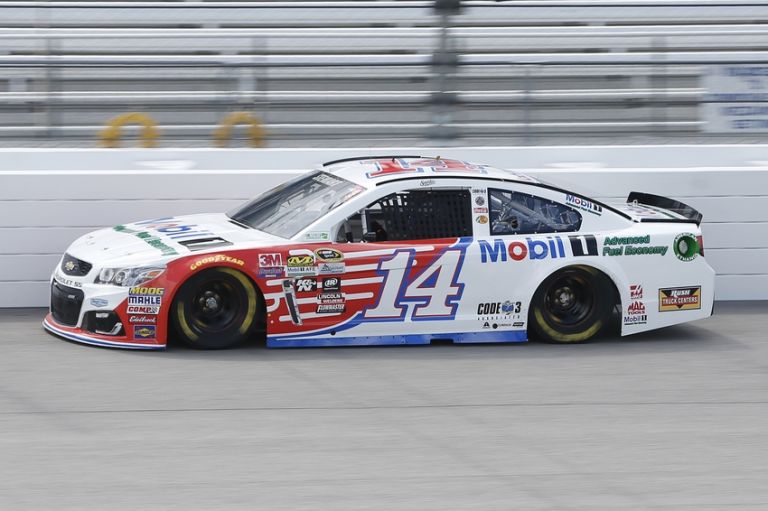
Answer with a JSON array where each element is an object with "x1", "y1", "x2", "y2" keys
[
  {"x1": 171, "y1": 267, "x2": 260, "y2": 349},
  {"x1": 529, "y1": 266, "x2": 613, "y2": 343}
]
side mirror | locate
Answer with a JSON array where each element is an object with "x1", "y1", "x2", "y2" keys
[{"x1": 362, "y1": 232, "x2": 378, "y2": 243}]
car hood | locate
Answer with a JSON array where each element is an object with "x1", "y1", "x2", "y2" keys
[{"x1": 66, "y1": 213, "x2": 284, "y2": 267}]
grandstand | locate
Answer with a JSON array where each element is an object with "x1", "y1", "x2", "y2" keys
[{"x1": 0, "y1": 0, "x2": 767, "y2": 146}]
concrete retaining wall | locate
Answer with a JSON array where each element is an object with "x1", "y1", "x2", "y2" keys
[{"x1": 1, "y1": 145, "x2": 766, "y2": 307}]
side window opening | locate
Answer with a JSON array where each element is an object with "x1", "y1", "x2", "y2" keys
[
  {"x1": 336, "y1": 188, "x2": 472, "y2": 242},
  {"x1": 489, "y1": 189, "x2": 582, "y2": 235}
]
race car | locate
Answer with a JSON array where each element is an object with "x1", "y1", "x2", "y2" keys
[{"x1": 44, "y1": 156, "x2": 715, "y2": 350}]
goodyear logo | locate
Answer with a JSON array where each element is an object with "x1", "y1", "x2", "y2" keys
[{"x1": 189, "y1": 254, "x2": 245, "y2": 271}]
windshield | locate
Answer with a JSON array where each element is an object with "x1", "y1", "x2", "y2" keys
[{"x1": 227, "y1": 171, "x2": 365, "y2": 238}]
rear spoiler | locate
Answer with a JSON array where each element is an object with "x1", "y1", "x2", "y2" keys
[{"x1": 627, "y1": 192, "x2": 703, "y2": 226}]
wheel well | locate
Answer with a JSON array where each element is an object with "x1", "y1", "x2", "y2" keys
[
  {"x1": 168, "y1": 266, "x2": 268, "y2": 338},
  {"x1": 527, "y1": 264, "x2": 621, "y2": 342},
  {"x1": 529, "y1": 264, "x2": 621, "y2": 317}
]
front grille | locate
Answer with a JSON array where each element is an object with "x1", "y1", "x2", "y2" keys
[
  {"x1": 51, "y1": 280, "x2": 84, "y2": 327},
  {"x1": 82, "y1": 311, "x2": 124, "y2": 336},
  {"x1": 61, "y1": 253, "x2": 92, "y2": 277}
]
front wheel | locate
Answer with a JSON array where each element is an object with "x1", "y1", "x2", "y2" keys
[
  {"x1": 171, "y1": 267, "x2": 261, "y2": 349},
  {"x1": 529, "y1": 266, "x2": 614, "y2": 343}
]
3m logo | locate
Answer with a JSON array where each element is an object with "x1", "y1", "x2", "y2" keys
[
  {"x1": 569, "y1": 235, "x2": 598, "y2": 257},
  {"x1": 659, "y1": 287, "x2": 701, "y2": 311},
  {"x1": 258, "y1": 253, "x2": 283, "y2": 267}
]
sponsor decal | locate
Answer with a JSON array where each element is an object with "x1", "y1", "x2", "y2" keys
[
  {"x1": 315, "y1": 248, "x2": 344, "y2": 263},
  {"x1": 258, "y1": 266, "x2": 284, "y2": 278},
  {"x1": 479, "y1": 237, "x2": 568, "y2": 263},
  {"x1": 473, "y1": 207, "x2": 489, "y2": 214},
  {"x1": 127, "y1": 305, "x2": 160, "y2": 315},
  {"x1": 322, "y1": 277, "x2": 341, "y2": 292},
  {"x1": 133, "y1": 325, "x2": 156, "y2": 340},
  {"x1": 474, "y1": 195, "x2": 486, "y2": 206},
  {"x1": 565, "y1": 194, "x2": 603, "y2": 216},
  {"x1": 128, "y1": 287, "x2": 164, "y2": 307},
  {"x1": 482, "y1": 321, "x2": 491, "y2": 329},
  {"x1": 295, "y1": 277, "x2": 318, "y2": 293},
  {"x1": 673, "y1": 233, "x2": 699, "y2": 262},
  {"x1": 318, "y1": 291, "x2": 344, "y2": 305},
  {"x1": 189, "y1": 254, "x2": 244, "y2": 271},
  {"x1": 259, "y1": 253, "x2": 283, "y2": 267},
  {"x1": 304, "y1": 232, "x2": 330, "y2": 241},
  {"x1": 624, "y1": 301, "x2": 647, "y2": 325},
  {"x1": 317, "y1": 262, "x2": 345, "y2": 275},
  {"x1": 513, "y1": 321, "x2": 525, "y2": 327},
  {"x1": 129, "y1": 315, "x2": 157, "y2": 324},
  {"x1": 90, "y1": 298, "x2": 108, "y2": 308},
  {"x1": 659, "y1": 286, "x2": 702, "y2": 311},
  {"x1": 630, "y1": 284, "x2": 643, "y2": 300},
  {"x1": 286, "y1": 253, "x2": 316, "y2": 277},
  {"x1": 475, "y1": 215, "x2": 489, "y2": 224},
  {"x1": 603, "y1": 235, "x2": 668, "y2": 257},
  {"x1": 113, "y1": 224, "x2": 178, "y2": 256},
  {"x1": 477, "y1": 301, "x2": 522, "y2": 316},
  {"x1": 471, "y1": 188, "x2": 487, "y2": 194},
  {"x1": 317, "y1": 303, "x2": 345, "y2": 314},
  {"x1": 64, "y1": 260, "x2": 76, "y2": 272},
  {"x1": 477, "y1": 301, "x2": 523, "y2": 327},
  {"x1": 258, "y1": 253, "x2": 284, "y2": 277},
  {"x1": 129, "y1": 287, "x2": 164, "y2": 295},
  {"x1": 133, "y1": 217, "x2": 215, "y2": 241},
  {"x1": 569, "y1": 235, "x2": 599, "y2": 257},
  {"x1": 420, "y1": 179, "x2": 436, "y2": 187}
]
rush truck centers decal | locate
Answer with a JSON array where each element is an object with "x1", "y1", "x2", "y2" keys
[{"x1": 659, "y1": 287, "x2": 702, "y2": 311}]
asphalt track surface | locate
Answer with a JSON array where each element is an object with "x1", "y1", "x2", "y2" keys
[{"x1": 1, "y1": 303, "x2": 767, "y2": 511}]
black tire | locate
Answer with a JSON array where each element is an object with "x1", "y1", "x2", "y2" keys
[
  {"x1": 529, "y1": 265, "x2": 614, "y2": 343},
  {"x1": 171, "y1": 267, "x2": 261, "y2": 349}
]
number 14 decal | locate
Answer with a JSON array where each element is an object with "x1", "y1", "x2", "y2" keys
[{"x1": 363, "y1": 243, "x2": 467, "y2": 321}]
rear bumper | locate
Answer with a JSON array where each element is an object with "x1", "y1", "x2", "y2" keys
[{"x1": 43, "y1": 314, "x2": 166, "y2": 350}]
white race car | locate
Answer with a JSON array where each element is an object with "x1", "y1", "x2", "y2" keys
[{"x1": 44, "y1": 156, "x2": 714, "y2": 350}]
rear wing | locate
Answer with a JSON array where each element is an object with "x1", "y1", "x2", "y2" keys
[{"x1": 627, "y1": 192, "x2": 703, "y2": 226}]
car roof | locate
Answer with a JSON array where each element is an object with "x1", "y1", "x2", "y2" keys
[{"x1": 321, "y1": 156, "x2": 541, "y2": 189}]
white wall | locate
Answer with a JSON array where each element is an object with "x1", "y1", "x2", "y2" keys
[{"x1": 1, "y1": 145, "x2": 766, "y2": 307}]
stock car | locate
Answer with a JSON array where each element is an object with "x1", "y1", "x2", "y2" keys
[{"x1": 44, "y1": 156, "x2": 714, "y2": 350}]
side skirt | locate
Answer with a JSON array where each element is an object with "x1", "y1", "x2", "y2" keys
[{"x1": 266, "y1": 330, "x2": 527, "y2": 348}]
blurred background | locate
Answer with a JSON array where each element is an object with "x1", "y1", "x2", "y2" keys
[{"x1": 1, "y1": 0, "x2": 767, "y2": 148}]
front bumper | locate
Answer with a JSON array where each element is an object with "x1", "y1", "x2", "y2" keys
[
  {"x1": 43, "y1": 314, "x2": 165, "y2": 350},
  {"x1": 45, "y1": 275, "x2": 167, "y2": 350}
]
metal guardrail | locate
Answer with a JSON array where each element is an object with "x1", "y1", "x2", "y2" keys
[{"x1": 0, "y1": 0, "x2": 766, "y2": 146}]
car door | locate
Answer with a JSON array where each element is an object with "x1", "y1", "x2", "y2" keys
[{"x1": 306, "y1": 184, "x2": 476, "y2": 343}]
